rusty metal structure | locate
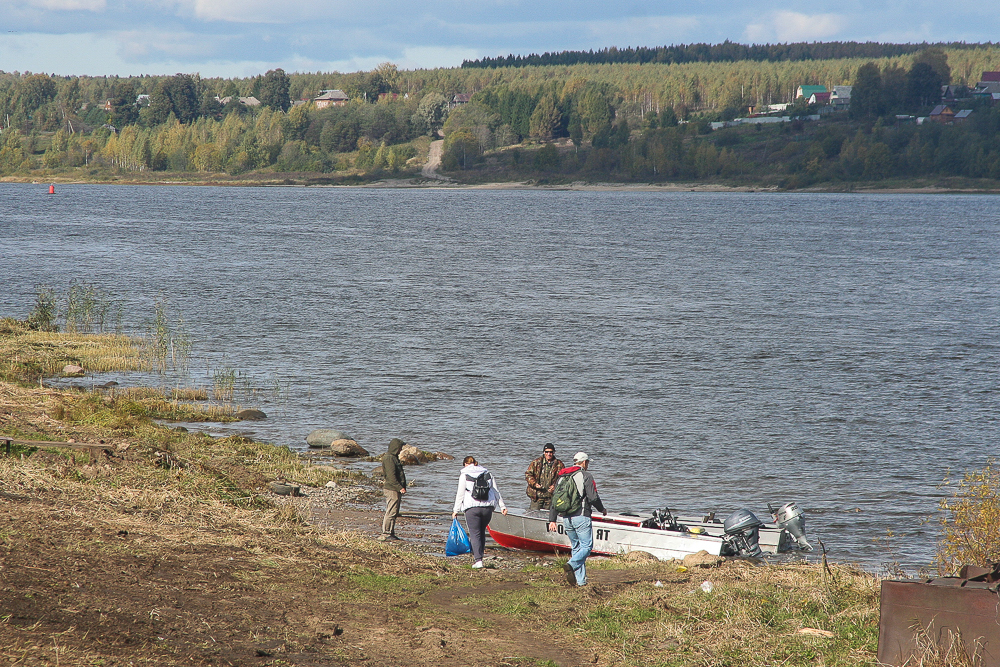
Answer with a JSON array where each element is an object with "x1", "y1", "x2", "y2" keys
[{"x1": 878, "y1": 565, "x2": 1000, "y2": 666}]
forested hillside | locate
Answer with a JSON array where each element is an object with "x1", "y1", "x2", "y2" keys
[{"x1": 2, "y1": 43, "x2": 1000, "y2": 189}]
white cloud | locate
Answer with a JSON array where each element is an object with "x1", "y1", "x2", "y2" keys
[
  {"x1": 190, "y1": 0, "x2": 362, "y2": 23},
  {"x1": 0, "y1": 32, "x2": 134, "y2": 74},
  {"x1": 0, "y1": 30, "x2": 270, "y2": 77},
  {"x1": 193, "y1": 0, "x2": 289, "y2": 23},
  {"x1": 114, "y1": 29, "x2": 216, "y2": 61},
  {"x1": 746, "y1": 11, "x2": 846, "y2": 43}
]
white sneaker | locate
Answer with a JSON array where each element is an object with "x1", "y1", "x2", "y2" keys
[{"x1": 472, "y1": 561, "x2": 483, "y2": 569}]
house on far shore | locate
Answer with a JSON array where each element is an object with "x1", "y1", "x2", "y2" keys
[
  {"x1": 831, "y1": 86, "x2": 852, "y2": 110},
  {"x1": 953, "y1": 109, "x2": 974, "y2": 123},
  {"x1": 941, "y1": 85, "x2": 969, "y2": 104},
  {"x1": 929, "y1": 105, "x2": 955, "y2": 123},
  {"x1": 971, "y1": 72, "x2": 1000, "y2": 103},
  {"x1": 217, "y1": 96, "x2": 261, "y2": 107},
  {"x1": 796, "y1": 85, "x2": 827, "y2": 100},
  {"x1": 314, "y1": 90, "x2": 349, "y2": 109},
  {"x1": 451, "y1": 93, "x2": 471, "y2": 108},
  {"x1": 808, "y1": 91, "x2": 831, "y2": 105}
]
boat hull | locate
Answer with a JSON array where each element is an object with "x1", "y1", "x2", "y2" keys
[{"x1": 487, "y1": 510, "x2": 724, "y2": 561}]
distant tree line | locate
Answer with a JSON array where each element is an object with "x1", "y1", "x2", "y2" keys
[
  {"x1": 463, "y1": 41, "x2": 993, "y2": 69},
  {"x1": 3, "y1": 44, "x2": 1000, "y2": 187},
  {"x1": 441, "y1": 46, "x2": 1000, "y2": 188}
]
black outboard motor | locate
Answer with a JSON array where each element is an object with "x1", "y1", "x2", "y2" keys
[
  {"x1": 772, "y1": 502, "x2": 812, "y2": 551},
  {"x1": 722, "y1": 508, "x2": 764, "y2": 558}
]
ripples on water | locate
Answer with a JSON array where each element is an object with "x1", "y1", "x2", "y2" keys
[{"x1": 3, "y1": 184, "x2": 998, "y2": 571}]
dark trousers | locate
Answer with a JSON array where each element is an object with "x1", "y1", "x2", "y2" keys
[{"x1": 464, "y1": 506, "x2": 494, "y2": 562}]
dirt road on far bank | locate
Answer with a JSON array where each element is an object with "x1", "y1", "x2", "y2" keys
[{"x1": 421, "y1": 139, "x2": 450, "y2": 181}]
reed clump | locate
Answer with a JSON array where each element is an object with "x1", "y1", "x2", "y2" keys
[
  {"x1": 0, "y1": 318, "x2": 149, "y2": 384},
  {"x1": 170, "y1": 387, "x2": 209, "y2": 401},
  {"x1": 23, "y1": 281, "x2": 123, "y2": 335},
  {"x1": 145, "y1": 297, "x2": 191, "y2": 372}
]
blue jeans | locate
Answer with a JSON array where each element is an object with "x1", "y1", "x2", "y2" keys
[{"x1": 562, "y1": 515, "x2": 593, "y2": 585}]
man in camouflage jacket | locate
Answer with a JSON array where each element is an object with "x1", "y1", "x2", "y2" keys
[{"x1": 524, "y1": 443, "x2": 564, "y2": 510}]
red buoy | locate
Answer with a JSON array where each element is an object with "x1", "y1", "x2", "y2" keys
[{"x1": 48, "y1": 184, "x2": 54, "y2": 194}]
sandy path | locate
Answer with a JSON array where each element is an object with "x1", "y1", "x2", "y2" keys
[{"x1": 421, "y1": 139, "x2": 449, "y2": 180}]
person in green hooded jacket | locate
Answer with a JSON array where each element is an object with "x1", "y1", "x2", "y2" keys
[{"x1": 380, "y1": 438, "x2": 407, "y2": 540}]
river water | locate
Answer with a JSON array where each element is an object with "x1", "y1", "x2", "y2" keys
[{"x1": 2, "y1": 183, "x2": 998, "y2": 571}]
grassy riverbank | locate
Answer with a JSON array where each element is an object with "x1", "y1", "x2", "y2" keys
[{"x1": 0, "y1": 320, "x2": 886, "y2": 666}]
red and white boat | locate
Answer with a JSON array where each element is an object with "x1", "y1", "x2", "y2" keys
[
  {"x1": 487, "y1": 503, "x2": 810, "y2": 561},
  {"x1": 488, "y1": 509, "x2": 726, "y2": 560}
]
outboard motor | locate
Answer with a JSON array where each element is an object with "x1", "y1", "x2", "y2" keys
[
  {"x1": 722, "y1": 508, "x2": 764, "y2": 558},
  {"x1": 772, "y1": 502, "x2": 812, "y2": 551}
]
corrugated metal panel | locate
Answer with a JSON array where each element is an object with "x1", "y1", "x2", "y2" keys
[{"x1": 877, "y1": 566, "x2": 1000, "y2": 666}]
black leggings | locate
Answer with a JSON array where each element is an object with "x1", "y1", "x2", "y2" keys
[{"x1": 464, "y1": 506, "x2": 494, "y2": 562}]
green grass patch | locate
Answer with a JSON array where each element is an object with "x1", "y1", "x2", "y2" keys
[
  {"x1": 342, "y1": 570, "x2": 401, "y2": 591},
  {"x1": 471, "y1": 590, "x2": 546, "y2": 617},
  {"x1": 582, "y1": 604, "x2": 659, "y2": 641}
]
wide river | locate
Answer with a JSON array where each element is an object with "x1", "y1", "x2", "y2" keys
[{"x1": 2, "y1": 183, "x2": 997, "y2": 571}]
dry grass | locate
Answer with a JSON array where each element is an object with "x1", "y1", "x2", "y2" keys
[
  {"x1": 169, "y1": 387, "x2": 209, "y2": 400},
  {"x1": 545, "y1": 557, "x2": 882, "y2": 666},
  {"x1": 907, "y1": 623, "x2": 985, "y2": 667},
  {"x1": 0, "y1": 318, "x2": 149, "y2": 383}
]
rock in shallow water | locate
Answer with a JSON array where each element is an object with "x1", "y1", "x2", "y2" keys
[
  {"x1": 306, "y1": 429, "x2": 352, "y2": 448},
  {"x1": 398, "y1": 445, "x2": 455, "y2": 464},
  {"x1": 235, "y1": 409, "x2": 267, "y2": 421},
  {"x1": 329, "y1": 438, "x2": 369, "y2": 457}
]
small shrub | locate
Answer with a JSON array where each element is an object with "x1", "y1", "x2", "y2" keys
[
  {"x1": 533, "y1": 143, "x2": 561, "y2": 171},
  {"x1": 27, "y1": 285, "x2": 58, "y2": 331},
  {"x1": 935, "y1": 458, "x2": 1000, "y2": 572}
]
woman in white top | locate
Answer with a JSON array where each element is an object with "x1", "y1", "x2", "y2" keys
[{"x1": 452, "y1": 456, "x2": 507, "y2": 568}]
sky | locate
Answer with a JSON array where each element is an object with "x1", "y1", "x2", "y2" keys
[{"x1": 0, "y1": 0, "x2": 997, "y2": 78}]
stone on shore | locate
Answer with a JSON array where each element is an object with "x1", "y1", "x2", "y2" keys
[
  {"x1": 329, "y1": 438, "x2": 369, "y2": 457},
  {"x1": 399, "y1": 445, "x2": 454, "y2": 465},
  {"x1": 306, "y1": 429, "x2": 352, "y2": 448},
  {"x1": 682, "y1": 551, "x2": 723, "y2": 568},
  {"x1": 63, "y1": 364, "x2": 84, "y2": 375},
  {"x1": 235, "y1": 409, "x2": 266, "y2": 421}
]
